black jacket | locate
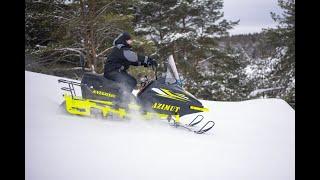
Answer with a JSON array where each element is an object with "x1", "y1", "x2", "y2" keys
[{"x1": 104, "y1": 33, "x2": 148, "y2": 74}]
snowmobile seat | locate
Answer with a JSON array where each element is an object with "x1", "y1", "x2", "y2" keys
[
  {"x1": 81, "y1": 72, "x2": 121, "y2": 89},
  {"x1": 80, "y1": 72, "x2": 124, "y2": 101}
]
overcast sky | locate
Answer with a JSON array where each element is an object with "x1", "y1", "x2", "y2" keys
[{"x1": 222, "y1": 0, "x2": 283, "y2": 35}]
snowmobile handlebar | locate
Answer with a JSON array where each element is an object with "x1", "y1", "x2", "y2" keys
[{"x1": 140, "y1": 63, "x2": 158, "y2": 88}]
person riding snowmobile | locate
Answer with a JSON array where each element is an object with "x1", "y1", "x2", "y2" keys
[{"x1": 104, "y1": 32, "x2": 157, "y2": 93}]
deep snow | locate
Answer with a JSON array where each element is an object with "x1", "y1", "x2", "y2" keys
[{"x1": 25, "y1": 71, "x2": 295, "y2": 180}]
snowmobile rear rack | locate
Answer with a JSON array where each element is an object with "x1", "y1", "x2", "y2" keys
[{"x1": 58, "y1": 79, "x2": 82, "y2": 98}]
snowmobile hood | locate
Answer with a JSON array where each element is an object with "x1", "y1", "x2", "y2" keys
[{"x1": 137, "y1": 77, "x2": 208, "y2": 117}]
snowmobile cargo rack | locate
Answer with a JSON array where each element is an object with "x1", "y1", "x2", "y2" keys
[{"x1": 58, "y1": 79, "x2": 82, "y2": 98}]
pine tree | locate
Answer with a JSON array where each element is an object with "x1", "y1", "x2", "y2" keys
[
  {"x1": 26, "y1": 0, "x2": 137, "y2": 74},
  {"x1": 135, "y1": 0, "x2": 239, "y2": 100},
  {"x1": 25, "y1": 0, "x2": 66, "y2": 49},
  {"x1": 263, "y1": 0, "x2": 295, "y2": 105}
]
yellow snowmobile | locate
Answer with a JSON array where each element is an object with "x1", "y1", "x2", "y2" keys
[{"x1": 58, "y1": 55, "x2": 214, "y2": 134}]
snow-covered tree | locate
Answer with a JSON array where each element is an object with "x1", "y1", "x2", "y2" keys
[
  {"x1": 135, "y1": 0, "x2": 239, "y2": 99},
  {"x1": 263, "y1": 0, "x2": 295, "y2": 105}
]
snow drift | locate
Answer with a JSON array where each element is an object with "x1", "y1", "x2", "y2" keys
[{"x1": 25, "y1": 71, "x2": 294, "y2": 180}]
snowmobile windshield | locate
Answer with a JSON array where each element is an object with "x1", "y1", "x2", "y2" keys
[
  {"x1": 165, "y1": 63, "x2": 176, "y2": 84},
  {"x1": 164, "y1": 55, "x2": 197, "y2": 100},
  {"x1": 165, "y1": 55, "x2": 180, "y2": 84}
]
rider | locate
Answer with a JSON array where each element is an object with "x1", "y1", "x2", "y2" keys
[{"x1": 104, "y1": 32, "x2": 157, "y2": 93}]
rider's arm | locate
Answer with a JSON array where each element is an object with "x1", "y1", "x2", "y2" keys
[{"x1": 122, "y1": 49, "x2": 148, "y2": 66}]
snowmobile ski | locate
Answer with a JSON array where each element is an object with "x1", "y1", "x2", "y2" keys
[
  {"x1": 168, "y1": 115, "x2": 215, "y2": 134},
  {"x1": 187, "y1": 114, "x2": 204, "y2": 126},
  {"x1": 170, "y1": 120, "x2": 215, "y2": 134}
]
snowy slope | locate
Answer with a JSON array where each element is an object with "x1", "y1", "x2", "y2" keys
[{"x1": 25, "y1": 71, "x2": 295, "y2": 180}]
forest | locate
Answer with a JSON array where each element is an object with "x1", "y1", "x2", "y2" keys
[{"x1": 25, "y1": 0, "x2": 295, "y2": 108}]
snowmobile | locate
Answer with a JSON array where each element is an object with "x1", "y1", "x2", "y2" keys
[{"x1": 58, "y1": 55, "x2": 214, "y2": 134}]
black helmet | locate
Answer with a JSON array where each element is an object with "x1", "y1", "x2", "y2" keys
[
  {"x1": 113, "y1": 32, "x2": 132, "y2": 47},
  {"x1": 122, "y1": 32, "x2": 132, "y2": 41}
]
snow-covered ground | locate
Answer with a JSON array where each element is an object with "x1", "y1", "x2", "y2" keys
[{"x1": 25, "y1": 71, "x2": 295, "y2": 180}]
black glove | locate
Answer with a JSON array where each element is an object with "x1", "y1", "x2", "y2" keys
[{"x1": 147, "y1": 57, "x2": 158, "y2": 67}]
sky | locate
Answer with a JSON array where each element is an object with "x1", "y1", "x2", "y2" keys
[{"x1": 222, "y1": 0, "x2": 283, "y2": 35}]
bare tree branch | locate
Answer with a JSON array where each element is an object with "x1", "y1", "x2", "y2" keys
[
  {"x1": 96, "y1": 46, "x2": 113, "y2": 57},
  {"x1": 54, "y1": 48, "x2": 85, "y2": 55},
  {"x1": 198, "y1": 55, "x2": 216, "y2": 64},
  {"x1": 94, "y1": 0, "x2": 117, "y2": 21},
  {"x1": 51, "y1": 67, "x2": 91, "y2": 71}
]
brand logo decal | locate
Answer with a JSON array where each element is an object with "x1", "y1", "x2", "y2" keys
[
  {"x1": 152, "y1": 103, "x2": 180, "y2": 113},
  {"x1": 92, "y1": 89, "x2": 116, "y2": 98}
]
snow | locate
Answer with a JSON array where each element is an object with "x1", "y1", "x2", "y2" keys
[
  {"x1": 25, "y1": 71, "x2": 295, "y2": 180},
  {"x1": 244, "y1": 56, "x2": 281, "y2": 80},
  {"x1": 163, "y1": 32, "x2": 194, "y2": 43},
  {"x1": 244, "y1": 64, "x2": 255, "y2": 76}
]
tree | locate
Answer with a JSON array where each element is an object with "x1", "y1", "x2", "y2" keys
[
  {"x1": 26, "y1": 0, "x2": 137, "y2": 74},
  {"x1": 135, "y1": 0, "x2": 239, "y2": 98},
  {"x1": 263, "y1": 0, "x2": 295, "y2": 104},
  {"x1": 25, "y1": 0, "x2": 66, "y2": 49}
]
